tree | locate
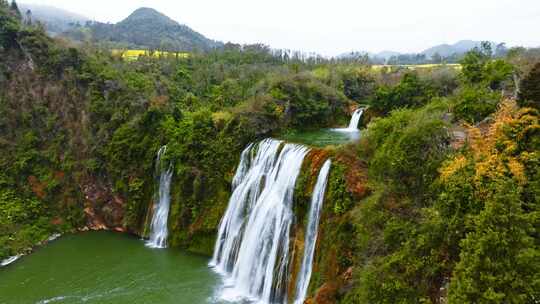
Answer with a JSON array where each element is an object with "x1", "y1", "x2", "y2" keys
[
  {"x1": 24, "y1": 9, "x2": 31, "y2": 25},
  {"x1": 460, "y1": 45, "x2": 491, "y2": 84},
  {"x1": 9, "y1": 0, "x2": 20, "y2": 19},
  {"x1": 449, "y1": 180, "x2": 539, "y2": 303},
  {"x1": 460, "y1": 41, "x2": 513, "y2": 90},
  {"x1": 431, "y1": 52, "x2": 443, "y2": 64},
  {"x1": 518, "y1": 62, "x2": 540, "y2": 109}
]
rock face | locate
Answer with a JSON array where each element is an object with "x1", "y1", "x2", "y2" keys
[{"x1": 82, "y1": 180, "x2": 125, "y2": 231}]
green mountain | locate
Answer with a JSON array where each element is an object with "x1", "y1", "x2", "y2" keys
[{"x1": 85, "y1": 7, "x2": 222, "y2": 51}]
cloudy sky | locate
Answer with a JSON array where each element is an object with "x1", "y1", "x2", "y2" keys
[{"x1": 21, "y1": 0, "x2": 540, "y2": 56}]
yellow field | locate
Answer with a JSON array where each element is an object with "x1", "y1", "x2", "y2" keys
[
  {"x1": 112, "y1": 49, "x2": 190, "y2": 60},
  {"x1": 372, "y1": 63, "x2": 462, "y2": 70}
]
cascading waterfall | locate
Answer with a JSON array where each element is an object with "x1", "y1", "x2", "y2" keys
[
  {"x1": 294, "y1": 159, "x2": 331, "y2": 304},
  {"x1": 210, "y1": 139, "x2": 310, "y2": 303},
  {"x1": 347, "y1": 108, "x2": 364, "y2": 130},
  {"x1": 146, "y1": 146, "x2": 173, "y2": 249}
]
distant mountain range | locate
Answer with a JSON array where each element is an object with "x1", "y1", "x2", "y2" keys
[{"x1": 341, "y1": 40, "x2": 502, "y2": 61}]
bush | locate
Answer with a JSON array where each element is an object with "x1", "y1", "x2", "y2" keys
[
  {"x1": 366, "y1": 102, "x2": 450, "y2": 198},
  {"x1": 452, "y1": 86, "x2": 501, "y2": 123},
  {"x1": 369, "y1": 73, "x2": 436, "y2": 114}
]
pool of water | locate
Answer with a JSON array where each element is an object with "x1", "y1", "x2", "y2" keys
[
  {"x1": 280, "y1": 128, "x2": 361, "y2": 147},
  {"x1": 0, "y1": 232, "x2": 222, "y2": 304}
]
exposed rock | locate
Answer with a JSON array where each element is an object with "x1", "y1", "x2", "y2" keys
[
  {"x1": 81, "y1": 179, "x2": 125, "y2": 231},
  {"x1": 308, "y1": 282, "x2": 339, "y2": 304}
]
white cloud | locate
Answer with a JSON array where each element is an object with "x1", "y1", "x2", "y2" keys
[{"x1": 20, "y1": 0, "x2": 540, "y2": 56}]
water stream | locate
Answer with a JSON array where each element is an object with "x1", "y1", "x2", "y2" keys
[
  {"x1": 294, "y1": 159, "x2": 331, "y2": 304},
  {"x1": 146, "y1": 146, "x2": 173, "y2": 249}
]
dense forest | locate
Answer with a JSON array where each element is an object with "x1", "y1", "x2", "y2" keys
[{"x1": 1, "y1": 1, "x2": 539, "y2": 303}]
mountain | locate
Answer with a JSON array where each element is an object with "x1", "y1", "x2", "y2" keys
[
  {"x1": 421, "y1": 40, "x2": 498, "y2": 58},
  {"x1": 85, "y1": 7, "x2": 222, "y2": 51},
  {"x1": 372, "y1": 50, "x2": 401, "y2": 60},
  {"x1": 342, "y1": 40, "x2": 501, "y2": 63},
  {"x1": 18, "y1": 3, "x2": 89, "y2": 34}
]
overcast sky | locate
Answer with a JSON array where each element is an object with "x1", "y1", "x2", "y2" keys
[{"x1": 20, "y1": 0, "x2": 540, "y2": 56}]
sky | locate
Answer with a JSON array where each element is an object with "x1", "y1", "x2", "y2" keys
[{"x1": 20, "y1": 0, "x2": 540, "y2": 56}]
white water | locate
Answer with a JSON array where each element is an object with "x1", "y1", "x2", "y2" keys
[
  {"x1": 348, "y1": 108, "x2": 364, "y2": 130},
  {"x1": 332, "y1": 108, "x2": 364, "y2": 134},
  {"x1": 294, "y1": 160, "x2": 331, "y2": 304},
  {"x1": 211, "y1": 139, "x2": 310, "y2": 303},
  {"x1": 146, "y1": 146, "x2": 173, "y2": 249},
  {"x1": 1, "y1": 254, "x2": 22, "y2": 267}
]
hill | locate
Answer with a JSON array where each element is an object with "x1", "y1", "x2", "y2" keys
[
  {"x1": 83, "y1": 7, "x2": 222, "y2": 51},
  {"x1": 421, "y1": 40, "x2": 498, "y2": 58}
]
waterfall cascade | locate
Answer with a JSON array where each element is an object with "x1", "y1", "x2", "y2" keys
[
  {"x1": 211, "y1": 139, "x2": 331, "y2": 304},
  {"x1": 347, "y1": 108, "x2": 364, "y2": 130},
  {"x1": 331, "y1": 108, "x2": 364, "y2": 136},
  {"x1": 146, "y1": 146, "x2": 173, "y2": 249},
  {"x1": 294, "y1": 159, "x2": 331, "y2": 304}
]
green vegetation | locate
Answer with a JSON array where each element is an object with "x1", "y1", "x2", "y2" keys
[{"x1": 1, "y1": 2, "x2": 539, "y2": 304}]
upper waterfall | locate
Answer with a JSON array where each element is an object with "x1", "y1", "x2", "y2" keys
[
  {"x1": 294, "y1": 159, "x2": 331, "y2": 304},
  {"x1": 347, "y1": 108, "x2": 364, "y2": 130},
  {"x1": 210, "y1": 139, "x2": 311, "y2": 303},
  {"x1": 146, "y1": 146, "x2": 173, "y2": 249}
]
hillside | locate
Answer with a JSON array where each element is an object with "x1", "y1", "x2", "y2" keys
[
  {"x1": 18, "y1": 3, "x2": 89, "y2": 34},
  {"x1": 83, "y1": 7, "x2": 222, "y2": 51}
]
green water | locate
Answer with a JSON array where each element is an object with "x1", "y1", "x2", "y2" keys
[
  {"x1": 280, "y1": 129, "x2": 360, "y2": 147},
  {"x1": 0, "y1": 232, "x2": 220, "y2": 304}
]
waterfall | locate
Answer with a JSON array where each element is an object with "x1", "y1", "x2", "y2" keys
[
  {"x1": 211, "y1": 139, "x2": 310, "y2": 303},
  {"x1": 146, "y1": 146, "x2": 173, "y2": 249},
  {"x1": 347, "y1": 108, "x2": 364, "y2": 130},
  {"x1": 294, "y1": 159, "x2": 331, "y2": 304}
]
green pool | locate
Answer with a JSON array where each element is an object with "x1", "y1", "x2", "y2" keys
[
  {"x1": 0, "y1": 232, "x2": 220, "y2": 304},
  {"x1": 280, "y1": 128, "x2": 361, "y2": 147}
]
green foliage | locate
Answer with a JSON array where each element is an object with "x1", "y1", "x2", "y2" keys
[
  {"x1": 369, "y1": 73, "x2": 436, "y2": 114},
  {"x1": 339, "y1": 68, "x2": 376, "y2": 101},
  {"x1": 346, "y1": 101, "x2": 540, "y2": 304},
  {"x1": 365, "y1": 102, "x2": 450, "y2": 197},
  {"x1": 0, "y1": 2, "x2": 20, "y2": 49},
  {"x1": 452, "y1": 86, "x2": 501, "y2": 123},
  {"x1": 460, "y1": 42, "x2": 513, "y2": 90},
  {"x1": 327, "y1": 164, "x2": 353, "y2": 215},
  {"x1": 449, "y1": 180, "x2": 539, "y2": 303},
  {"x1": 259, "y1": 73, "x2": 349, "y2": 129}
]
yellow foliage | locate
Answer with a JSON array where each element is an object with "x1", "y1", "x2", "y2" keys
[
  {"x1": 441, "y1": 99, "x2": 539, "y2": 186},
  {"x1": 440, "y1": 155, "x2": 468, "y2": 181},
  {"x1": 111, "y1": 49, "x2": 190, "y2": 61},
  {"x1": 507, "y1": 158, "x2": 526, "y2": 185}
]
